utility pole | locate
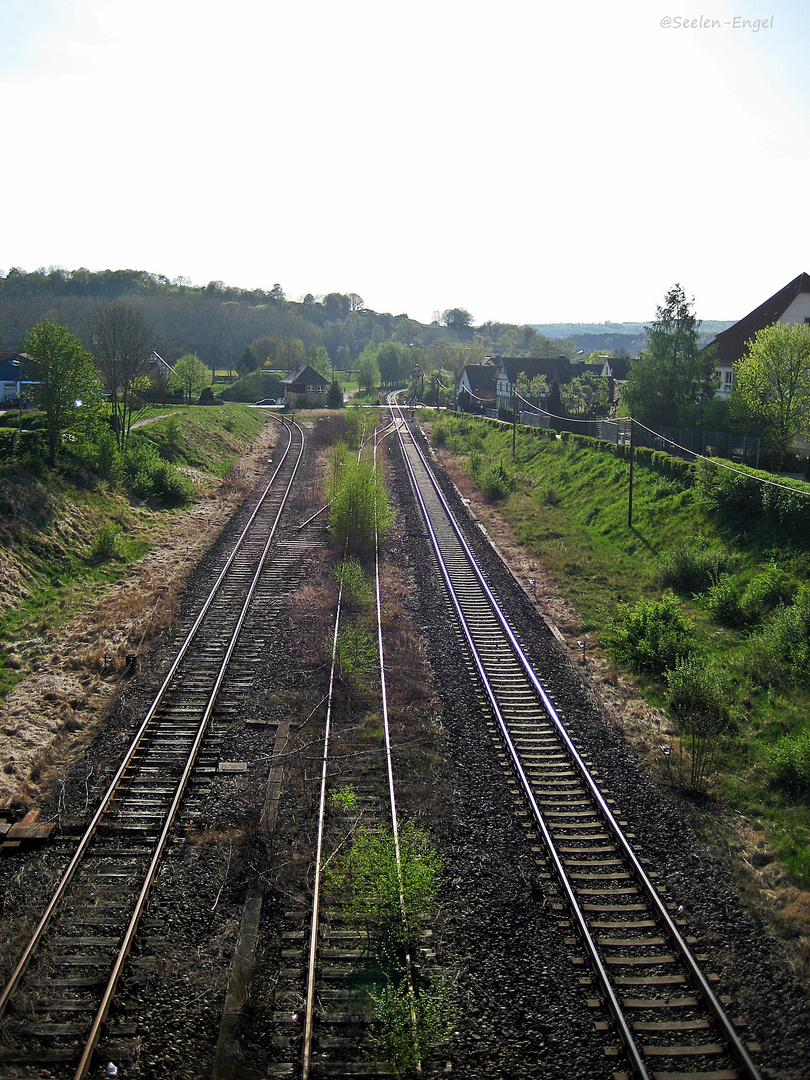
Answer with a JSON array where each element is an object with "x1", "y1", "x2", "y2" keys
[
  {"x1": 627, "y1": 416, "x2": 634, "y2": 528},
  {"x1": 512, "y1": 388, "x2": 517, "y2": 460}
]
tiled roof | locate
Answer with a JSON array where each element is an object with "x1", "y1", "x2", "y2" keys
[
  {"x1": 461, "y1": 364, "x2": 497, "y2": 396},
  {"x1": 498, "y1": 355, "x2": 573, "y2": 384},
  {"x1": 705, "y1": 272, "x2": 810, "y2": 363},
  {"x1": 282, "y1": 364, "x2": 326, "y2": 387}
]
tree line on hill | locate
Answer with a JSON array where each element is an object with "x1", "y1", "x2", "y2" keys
[{"x1": 0, "y1": 268, "x2": 579, "y2": 379}]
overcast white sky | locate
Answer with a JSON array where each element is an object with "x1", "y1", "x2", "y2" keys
[{"x1": 1, "y1": 0, "x2": 809, "y2": 326}]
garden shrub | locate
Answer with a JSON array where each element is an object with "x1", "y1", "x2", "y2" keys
[
  {"x1": 694, "y1": 457, "x2": 810, "y2": 539},
  {"x1": 0, "y1": 430, "x2": 18, "y2": 461},
  {"x1": 666, "y1": 655, "x2": 730, "y2": 725},
  {"x1": 601, "y1": 593, "x2": 694, "y2": 677},
  {"x1": 122, "y1": 438, "x2": 191, "y2": 505},
  {"x1": 335, "y1": 623, "x2": 377, "y2": 683},
  {"x1": 371, "y1": 976, "x2": 457, "y2": 1075},
  {"x1": 329, "y1": 457, "x2": 394, "y2": 556}
]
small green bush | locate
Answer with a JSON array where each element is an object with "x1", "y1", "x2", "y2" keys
[
  {"x1": 97, "y1": 429, "x2": 121, "y2": 483},
  {"x1": 467, "y1": 449, "x2": 483, "y2": 481},
  {"x1": 0, "y1": 429, "x2": 19, "y2": 461},
  {"x1": 122, "y1": 438, "x2": 192, "y2": 505},
  {"x1": 324, "y1": 823, "x2": 442, "y2": 949},
  {"x1": 740, "y1": 563, "x2": 796, "y2": 622},
  {"x1": 665, "y1": 656, "x2": 731, "y2": 794},
  {"x1": 335, "y1": 623, "x2": 377, "y2": 683},
  {"x1": 768, "y1": 729, "x2": 810, "y2": 799},
  {"x1": 601, "y1": 593, "x2": 694, "y2": 677},
  {"x1": 479, "y1": 457, "x2": 513, "y2": 502},
  {"x1": 329, "y1": 457, "x2": 394, "y2": 557},
  {"x1": 542, "y1": 482, "x2": 561, "y2": 507},
  {"x1": 744, "y1": 583, "x2": 810, "y2": 687},
  {"x1": 334, "y1": 557, "x2": 372, "y2": 609},
  {"x1": 91, "y1": 521, "x2": 121, "y2": 561},
  {"x1": 656, "y1": 543, "x2": 729, "y2": 594},
  {"x1": 702, "y1": 574, "x2": 743, "y2": 626},
  {"x1": 371, "y1": 976, "x2": 457, "y2": 1075},
  {"x1": 666, "y1": 655, "x2": 730, "y2": 726},
  {"x1": 431, "y1": 421, "x2": 448, "y2": 445}
]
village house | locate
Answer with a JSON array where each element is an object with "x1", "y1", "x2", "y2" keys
[
  {"x1": 704, "y1": 272, "x2": 810, "y2": 398},
  {"x1": 282, "y1": 364, "x2": 328, "y2": 409},
  {"x1": 456, "y1": 362, "x2": 497, "y2": 413},
  {"x1": 0, "y1": 353, "x2": 34, "y2": 405},
  {"x1": 493, "y1": 355, "x2": 573, "y2": 414}
]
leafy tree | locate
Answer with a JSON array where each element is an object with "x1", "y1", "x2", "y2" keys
[
  {"x1": 21, "y1": 319, "x2": 101, "y2": 466},
  {"x1": 237, "y1": 346, "x2": 257, "y2": 375},
  {"x1": 392, "y1": 318, "x2": 421, "y2": 346},
  {"x1": 90, "y1": 299, "x2": 153, "y2": 449},
  {"x1": 171, "y1": 353, "x2": 212, "y2": 404},
  {"x1": 515, "y1": 372, "x2": 549, "y2": 405},
  {"x1": 733, "y1": 321, "x2": 810, "y2": 454},
  {"x1": 441, "y1": 307, "x2": 474, "y2": 335},
  {"x1": 623, "y1": 284, "x2": 715, "y2": 428},
  {"x1": 357, "y1": 344, "x2": 380, "y2": 395},
  {"x1": 376, "y1": 341, "x2": 408, "y2": 387},
  {"x1": 310, "y1": 344, "x2": 330, "y2": 378},
  {"x1": 326, "y1": 378, "x2": 343, "y2": 409},
  {"x1": 323, "y1": 292, "x2": 351, "y2": 321}
]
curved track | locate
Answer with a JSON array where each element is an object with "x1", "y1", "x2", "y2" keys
[
  {"x1": 0, "y1": 417, "x2": 305, "y2": 1079},
  {"x1": 392, "y1": 404, "x2": 762, "y2": 1080}
]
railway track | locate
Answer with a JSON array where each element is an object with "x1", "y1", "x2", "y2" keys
[
  {"x1": 0, "y1": 417, "x2": 308, "y2": 1080},
  {"x1": 259, "y1": 423, "x2": 436, "y2": 1080},
  {"x1": 392, "y1": 404, "x2": 764, "y2": 1080}
]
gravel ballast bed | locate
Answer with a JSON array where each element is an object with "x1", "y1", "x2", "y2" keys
[{"x1": 1, "y1": 420, "x2": 808, "y2": 1078}]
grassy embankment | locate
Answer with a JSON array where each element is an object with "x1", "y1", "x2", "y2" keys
[
  {"x1": 425, "y1": 411, "x2": 810, "y2": 888},
  {"x1": 0, "y1": 404, "x2": 272, "y2": 697}
]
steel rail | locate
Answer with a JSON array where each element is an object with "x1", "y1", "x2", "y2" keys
[
  {"x1": 301, "y1": 568, "x2": 344, "y2": 1080},
  {"x1": 0, "y1": 418, "x2": 302, "y2": 1070},
  {"x1": 74, "y1": 418, "x2": 305, "y2": 1079},
  {"x1": 390, "y1": 406, "x2": 650, "y2": 1079},
  {"x1": 374, "y1": 426, "x2": 422, "y2": 1075},
  {"x1": 395, "y1": 408, "x2": 763, "y2": 1080}
]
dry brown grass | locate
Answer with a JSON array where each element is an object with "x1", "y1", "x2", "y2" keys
[{"x1": 0, "y1": 423, "x2": 281, "y2": 810}]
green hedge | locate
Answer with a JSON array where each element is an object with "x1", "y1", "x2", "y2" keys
[{"x1": 694, "y1": 458, "x2": 810, "y2": 539}]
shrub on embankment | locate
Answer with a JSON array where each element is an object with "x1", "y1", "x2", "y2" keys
[
  {"x1": 424, "y1": 410, "x2": 810, "y2": 885},
  {"x1": 0, "y1": 404, "x2": 271, "y2": 697}
]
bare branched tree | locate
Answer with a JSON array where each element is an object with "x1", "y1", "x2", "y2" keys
[{"x1": 90, "y1": 300, "x2": 153, "y2": 449}]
